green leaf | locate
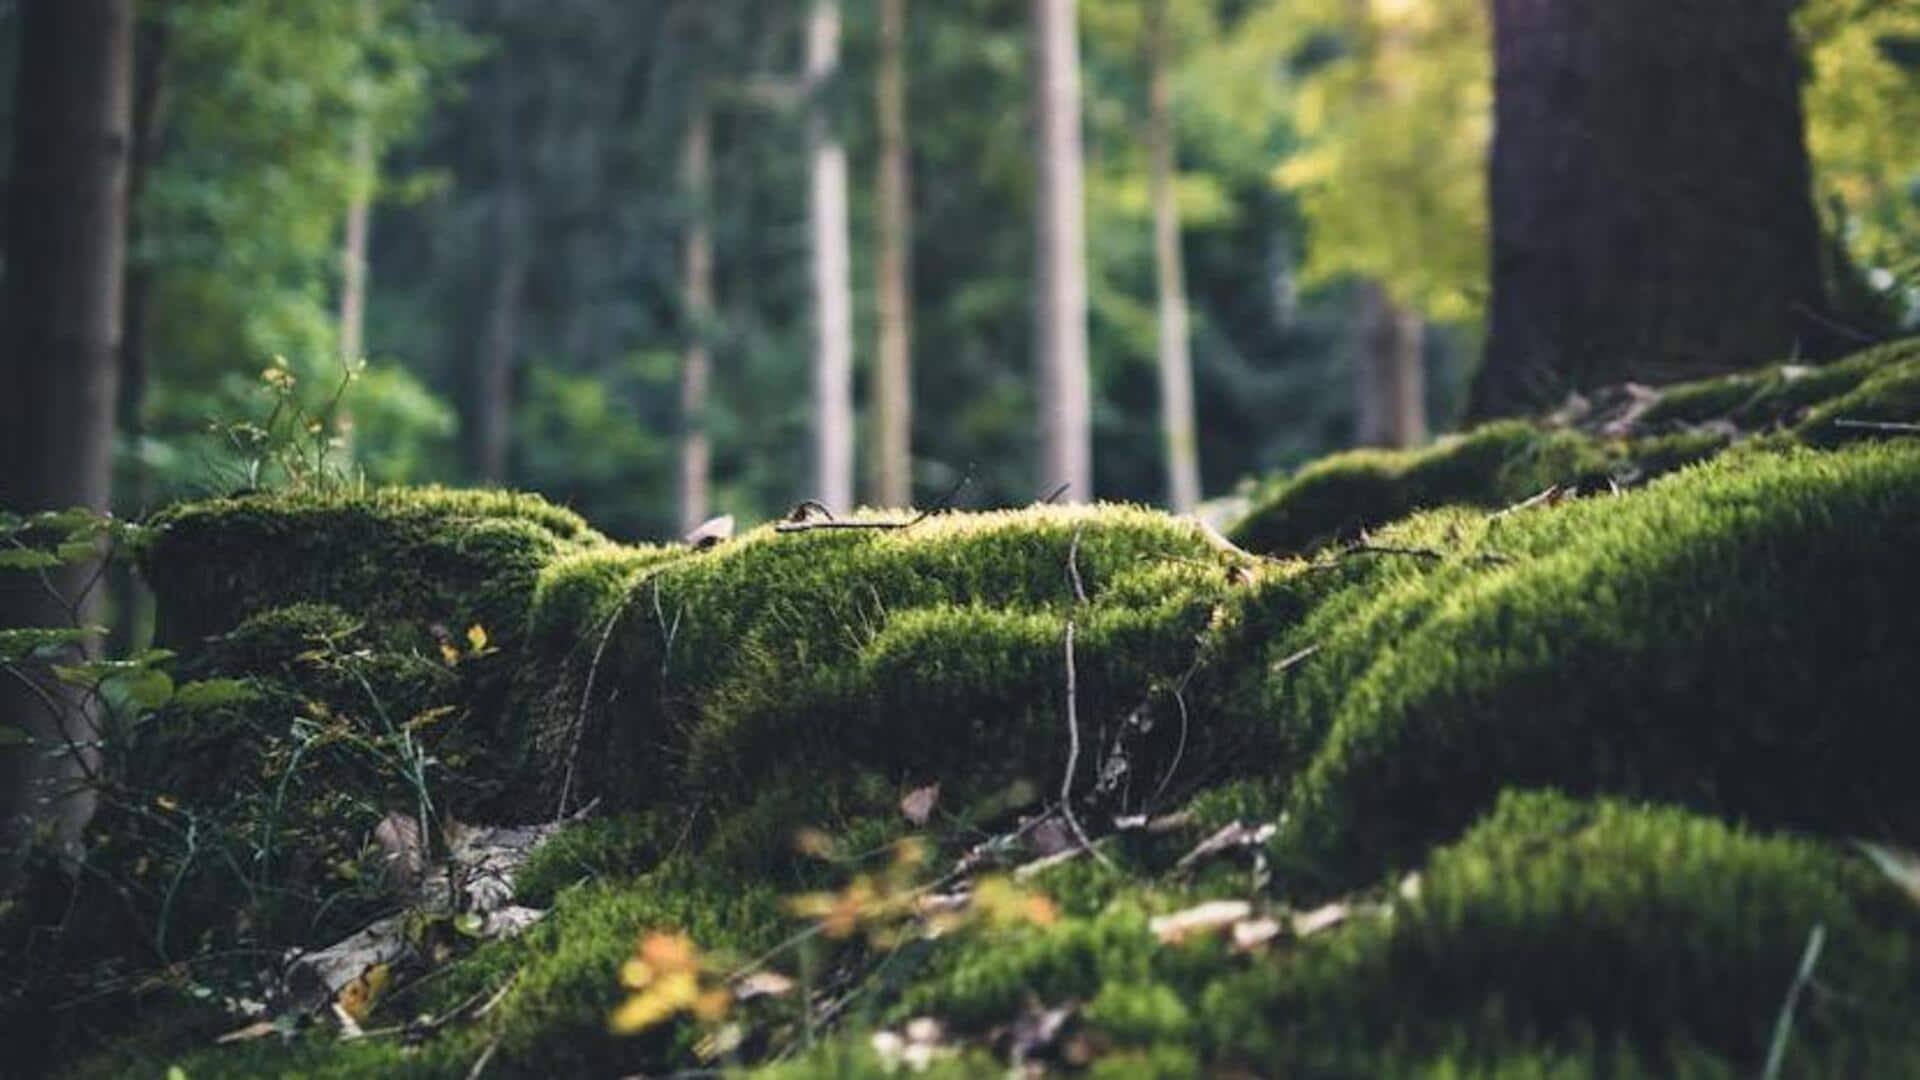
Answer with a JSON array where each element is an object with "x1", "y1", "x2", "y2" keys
[
  {"x1": 0, "y1": 548, "x2": 62, "y2": 571},
  {"x1": 107, "y1": 669, "x2": 176, "y2": 713},
  {"x1": 56, "y1": 539, "x2": 100, "y2": 563},
  {"x1": 0, "y1": 627, "x2": 103, "y2": 663},
  {"x1": 171, "y1": 678, "x2": 258, "y2": 711}
]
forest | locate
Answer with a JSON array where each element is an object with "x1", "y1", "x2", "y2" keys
[{"x1": 2, "y1": 0, "x2": 1919, "y2": 1076}]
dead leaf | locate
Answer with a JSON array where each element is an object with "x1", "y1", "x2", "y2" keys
[
  {"x1": 900, "y1": 783, "x2": 941, "y2": 826},
  {"x1": 214, "y1": 1020, "x2": 279, "y2": 1045},
  {"x1": 1150, "y1": 900, "x2": 1252, "y2": 945},
  {"x1": 1231, "y1": 916, "x2": 1283, "y2": 952},
  {"x1": 335, "y1": 962, "x2": 391, "y2": 1024},
  {"x1": 685, "y1": 514, "x2": 736, "y2": 549},
  {"x1": 1291, "y1": 901, "x2": 1354, "y2": 938},
  {"x1": 732, "y1": 971, "x2": 795, "y2": 1001}
]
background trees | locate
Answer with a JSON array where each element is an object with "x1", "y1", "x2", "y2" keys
[{"x1": 0, "y1": 0, "x2": 1910, "y2": 540}]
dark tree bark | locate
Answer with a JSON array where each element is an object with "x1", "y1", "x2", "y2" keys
[
  {"x1": 1, "y1": 0, "x2": 135, "y2": 879},
  {"x1": 1473, "y1": 0, "x2": 1834, "y2": 417},
  {"x1": 471, "y1": 51, "x2": 526, "y2": 486},
  {"x1": 871, "y1": 0, "x2": 914, "y2": 509}
]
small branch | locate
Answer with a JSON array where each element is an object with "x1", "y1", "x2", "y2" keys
[
  {"x1": 774, "y1": 471, "x2": 973, "y2": 534},
  {"x1": 1059, "y1": 620, "x2": 1113, "y2": 871},
  {"x1": 1763, "y1": 923, "x2": 1827, "y2": 1080},
  {"x1": 1489, "y1": 485, "x2": 1562, "y2": 520},
  {"x1": 1834, "y1": 418, "x2": 1920, "y2": 435},
  {"x1": 1038, "y1": 482, "x2": 1072, "y2": 505}
]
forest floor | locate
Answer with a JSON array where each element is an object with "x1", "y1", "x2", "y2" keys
[{"x1": 9, "y1": 337, "x2": 1920, "y2": 1078}]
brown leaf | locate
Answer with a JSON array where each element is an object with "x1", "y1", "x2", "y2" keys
[
  {"x1": 899, "y1": 783, "x2": 940, "y2": 826},
  {"x1": 732, "y1": 971, "x2": 796, "y2": 1001},
  {"x1": 1150, "y1": 900, "x2": 1253, "y2": 945}
]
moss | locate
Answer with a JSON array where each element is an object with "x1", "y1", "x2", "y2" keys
[
  {"x1": 1642, "y1": 336, "x2": 1920, "y2": 430},
  {"x1": 568, "y1": 505, "x2": 1250, "y2": 820},
  {"x1": 1202, "y1": 793, "x2": 1920, "y2": 1075},
  {"x1": 1796, "y1": 353, "x2": 1920, "y2": 447},
  {"x1": 1228, "y1": 422, "x2": 1616, "y2": 554},
  {"x1": 1266, "y1": 442, "x2": 1920, "y2": 887},
  {"x1": 140, "y1": 486, "x2": 605, "y2": 649}
]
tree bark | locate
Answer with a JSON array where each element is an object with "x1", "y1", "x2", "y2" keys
[
  {"x1": 1473, "y1": 0, "x2": 1833, "y2": 417},
  {"x1": 0, "y1": 0, "x2": 135, "y2": 880},
  {"x1": 807, "y1": 0, "x2": 856, "y2": 511},
  {"x1": 871, "y1": 0, "x2": 914, "y2": 508},
  {"x1": 1353, "y1": 281, "x2": 1427, "y2": 449},
  {"x1": 472, "y1": 54, "x2": 526, "y2": 486},
  {"x1": 1147, "y1": 0, "x2": 1200, "y2": 511},
  {"x1": 1032, "y1": 0, "x2": 1093, "y2": 501},
  {"x1": 677, "y1": 103, "x2": 714, "y2": 536},
  {"x1": 338, "y1": 0, "x2": 376, "y2": 369}
]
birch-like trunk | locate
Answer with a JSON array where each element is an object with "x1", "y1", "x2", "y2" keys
[
  {"x1": 807, "y1": 0, "x2": 856, "y2": 511},
  {"x1": 1147, "y1": 0, "x2": 1199, "y2": 511},
  {"x1": 1353, "y1": 280, "x2": 1427, "y2": 449},
  {"x1": 1031, "y1": 0, "x2": 1093, "y2": 502}
]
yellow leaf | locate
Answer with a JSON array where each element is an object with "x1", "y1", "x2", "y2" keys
[
  {"x1": 335, "y1": 963, "x2": 391, "y2": 1022},
  {"x1": 693, "y1": 988, "x2": 732, "y2": 1023},
  {"x1": 155, "y1": 794, "x2": 180, "y2": 812},
  {"x1": 466, "y1": 624, "x2": 490, "y2": 654},
  {"x1": 439, "y1": 642, "x2": 461, "y2": 667},
  {"x1": 620, "y1": 957, "x2": 655, "y2": 990}
]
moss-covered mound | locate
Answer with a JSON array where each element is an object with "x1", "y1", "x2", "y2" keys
[
  {"x1": 1230, "y1": 336, "x2": 1920, "y2": 555},
  {"x1": 20, "y1": 339, "x2": 1920, "y2": 1078}
]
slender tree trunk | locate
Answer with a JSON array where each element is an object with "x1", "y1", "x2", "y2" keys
[
  {"x1": 1473, "y1": 0, "x2": 1832, "y2": 417},
  {"x1": 807, "y1": 0, "x2": 855, "y2": 511},
  {"x1": 338, "y1": 0, "x2": 376, "y2": 368},
  {"x1": 472, "y1": 56, "x2": 525, "y2": 486},
  {"x1": 1032, "y1": 0, "x2": 1093, "y2": 501},
  {"x1": 677, "y1": 103, "x2": 714, "y2": 536},
  {"x1": 871, "y1": 0, "x2": 914, "y2": 508},
  {"x1": 1353, "y1": 281, "x2": 1427, "y2": 449},
  {"x1": 1147, "y1": 0, "x2": 1199, "y2": 511},
  {"x1": 0, "y1": 0, "x2": 135, "y2": 881}
]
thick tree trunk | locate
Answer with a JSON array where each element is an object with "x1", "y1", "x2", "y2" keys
[
  {"x1": 1147, "y1": 0, "x2": 1200, "y2": 512},
  {"x1": 871, "y1": 0, "x2": 914, "y2": 509},
  {"x1": 0, "y1": 0, "x2": 135, "y2": 880},
  {"x1": 677, "y1": 104, "x2": 714, "y2": 536},
  {"x1": 1473, "y1": 0, "x2": 1832, "y2": 417},
  {"x1": 1353, "y1": 281, "x2": 1427, "y2": 449},
  {"x1": 807, "y1": 0, "x2": 855, "y2": 511},
  {"x1": 1032, "y1": 0, "x2": 1093, "y2": 501},
  {"x1": 339, "y1": 132, "x2": 372, "y2": 366}
]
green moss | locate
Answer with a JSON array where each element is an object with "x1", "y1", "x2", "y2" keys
[
  {"x1": 1797, "y1": 353, "x2": 1920, "y2": 447},
  {"x1": 1228, "y1": 422, "x2": 1615, "y2": 554},
  {"x1": 571, "y1": 506, "x2": 1249, "y2": 819},
  {"x1": 141, "y1": 486, "x2": 605, "y2": 648},
  {"x1": 1267, "y1": 442, "x2": 1920, "y2": 886},
  {"x1": 1642, "y1": 336, "x2": 1920, "y2": 430},
  {"x1": 1204, "y1": 793, "x2": 1920, "y2": 1075}
]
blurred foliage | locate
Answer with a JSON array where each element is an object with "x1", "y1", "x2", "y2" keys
[{"x1": 1, "y1": 0, "x2": 1914, "y2": 538}]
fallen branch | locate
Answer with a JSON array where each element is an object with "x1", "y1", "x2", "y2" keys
[
  {"x1": 1834, "y1": 418, "x2": 1920, "y2": 435},
  {"x1": 774, "y1": 472, "x2": 973, "y2": 534}
]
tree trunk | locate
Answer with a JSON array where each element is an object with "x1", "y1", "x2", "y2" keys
[
  {"x1": 871, "y1": 0, "x2": 914, "y2": 508},
  {"x1": 338, "y1": 0, "x2": 376, "y2": 369},
  {"x1": 0, "y1": 0, "x2": 135, "y2": 880},
  {"x1": 1032, "y1": 0, "x2": 1093, "y2": 501},
  {"x1": 1147, "y1": 0, "x2": 1199, "y2": 512},
  {"x1": 472, "y1": 55, "x2": 525, "y2": 486},
  {"x1": 1473, "y1": 0, "x2": 1833, "y2": 417},
  {"x1": 1353, "y1": 281, "x2": 1427, "y2": 449},
  {"x1": 807, "y1": 0, "x2": 855, "y2": 511},
  {"x1": 677, "y1": 103, "x2": 714, "y2": 536}
]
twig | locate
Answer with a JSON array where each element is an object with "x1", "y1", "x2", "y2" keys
[
  {"x1": 1059, "y1": 621, "x2": 1113, "y2": 870},
  {"x1": 1834, "y1": 418, "x2": 1920, "y2": 435},
  {"x1": 1038, "y1": 482, "x2": 1072, "y2": 505},
  {"x1": 558, "y1": 591, "x2": 639, "y2": 818},
  {"x1": 1489, "y1": 485, "x2": 1562, "y2": 519},
  {"x1": 1066, "y1": 525, "x2": 1088, "y2": 606},
  {"x1": 1271, "y1": 644, "x2": 1320, "y2": 676},
  {"x1": 1763, "y1": 922, "x2": 1827, "y2": 1080},
  {"x1": 466, "y1": 1037, "x2": 501, "y2": 1080},
  {"x1": 774, "y1": 470, "x2": 972, "y2": 534}
]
